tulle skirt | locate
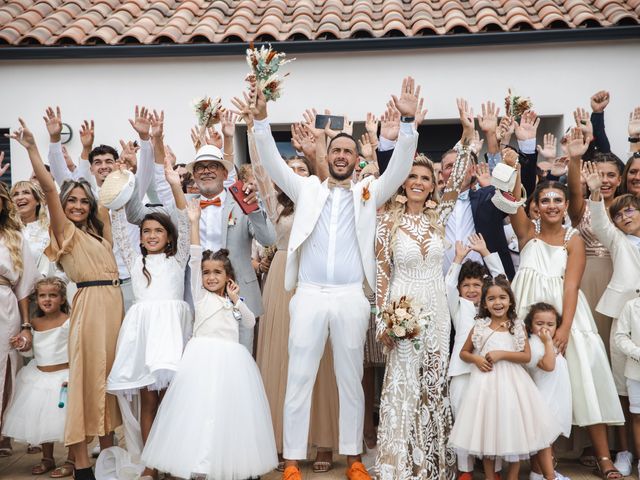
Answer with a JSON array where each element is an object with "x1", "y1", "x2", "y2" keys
[
  {"x1": 2, "y1": 360, "x2": 68, "y2": 445},
  {"x1": 107, "y1": 300, "x2": 192, "y2": 397},
  {"x1": 141, "y1": 336, "x2": 277, "y2": 479},
  {"x1": 449, "y1": 361, "x2": 562, "y2": 460}
]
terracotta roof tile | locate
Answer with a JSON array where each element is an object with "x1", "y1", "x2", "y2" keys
[{"x1": 0, "y1": 0, "x2": 637, "y2": 47}]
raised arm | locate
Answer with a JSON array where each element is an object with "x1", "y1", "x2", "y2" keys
[
  {"x1": 9, "y1": 120, "x2": 67, "y2": 245},
  {"x1": 373, "y1": 77, "x2": 421, "y2": 207},
  {"x1": 44, "y1": 106, "x2": 80, "y2": 185},
  {"x1": 478, "y1": 101, "x2": 500, "y2": 155},
  {"x1": 586, "y1": 164, "x2": 619, "y2": 249},
  {"x1": 446, "y1": 241, "x2": 470, "y2": 320},
  {"x1": 235, "y1": 85, "x2": 306, "y2": 202},
  {"x1": 590, "y1": 91, "x2": 611, "y2": 154},
  {"x1": 128, "y1": 106, "x2": 156, "y2": 199},
  {"x1": 187, "y1": 199, "x2": 203, "y2": 302},
  {"x1": 566, "y1": 127, "x2": 590, "y2": 225},
  {"x1": 507, "y1": 152, "x2": 535, "y2": 248}
]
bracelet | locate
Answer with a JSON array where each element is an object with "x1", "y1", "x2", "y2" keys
[
  {"x1": 400, "y1": 116, "x2": 415, "y2": 123},
  {"x1": 629, "y1": 137, "x2": 640, "y2": 143},
  {"x1": 20, "y1": 322, "x2": 32, "y2": 330}
]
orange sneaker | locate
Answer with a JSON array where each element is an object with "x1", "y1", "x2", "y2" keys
[
  {"x1": 458, "y1": 473, "x2": 473, "y2": 480},
  {"x1": 346, "y1": 461, "x2": 372, "y2": 480},
  {"x1": 283, "y1": 465, "x2": 302, "y2": 480}
]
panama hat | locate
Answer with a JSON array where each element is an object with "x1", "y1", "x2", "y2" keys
[
  {"x1": 186, "y1": 145, "x2": 233, "y2": 174},
  {"x1": 99, "y1": 168, "x2": 135, "y2": 210}
]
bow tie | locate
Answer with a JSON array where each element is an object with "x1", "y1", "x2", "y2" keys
[
  {"x1": 200, "y1": 197, "x2": 222, "y2": 209},
  {"x1": 327, "y1": 178, "x2": 352, "y2": 190}
]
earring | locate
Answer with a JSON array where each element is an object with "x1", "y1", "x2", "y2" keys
[{"x1": 534, "y1": 218, "x2": 541, "y2": 235}]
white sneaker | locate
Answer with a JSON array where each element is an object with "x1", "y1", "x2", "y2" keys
[
  {"x1": 529, "y1": 472, "x2": 543, "y2": 480},
  {"x1": 555, "y1": 471, "x2": 570, "y2": 480},
  {"x1": 614, "y1": 451, "x2": 633, "y2": 477}
]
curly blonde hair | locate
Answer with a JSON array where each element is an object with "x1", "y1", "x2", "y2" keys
[
  {"x1": 0, "y1": 182, "x2": 24, "y2": 274},
  {"x1": 10, "y1": 180, "x2": 49, "y2": 228},
  {"x1": 384, "y1": 154, "x2": 444, "y2": 240}
]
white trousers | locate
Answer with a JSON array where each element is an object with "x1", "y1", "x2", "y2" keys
[
  {"x1": 610, "y1": 318, "x2": 628, "y2": 396},
  {"x1": 283, "y1": 282, "x2": 370, "y2": 459}
]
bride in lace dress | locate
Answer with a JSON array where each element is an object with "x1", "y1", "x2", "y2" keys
[{"x1": 375, "y1": 138, "x2": 472, "y2": 480}]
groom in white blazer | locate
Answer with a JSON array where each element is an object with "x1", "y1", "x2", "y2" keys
[{"x1": 250, "y1": 77, "x2": 420, "y2": 479}]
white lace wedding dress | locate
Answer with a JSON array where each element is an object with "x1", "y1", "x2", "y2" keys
[{"x1": 374, "y1": 144, "x2": 471, "y2": 480}]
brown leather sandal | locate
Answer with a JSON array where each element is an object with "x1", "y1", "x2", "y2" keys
[
  {"x1": 595, "y1": 456, "x2": 623, "y2": 480},
  {"x1": 31, "y1": 458, "x2": 56, "y2": 475}
]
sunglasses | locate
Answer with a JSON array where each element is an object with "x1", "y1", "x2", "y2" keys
[{"x1": 613, "y1": 207, "x2": 638, "y2": 223}]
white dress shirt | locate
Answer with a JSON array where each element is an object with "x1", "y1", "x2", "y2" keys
[
  {"x1": 298, "y1": 184, "x2": 363, "y2": 286},
  {"x1": 443, "y1": 189, "x2": 481, "y2": 275},
  {"x1": 199, "y1": 190, "x2": 227, "y2": 252}
]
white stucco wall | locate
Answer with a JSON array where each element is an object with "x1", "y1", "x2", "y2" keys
[{"x1": 2, "y1": 39, "x2": 639, "y2": 182}]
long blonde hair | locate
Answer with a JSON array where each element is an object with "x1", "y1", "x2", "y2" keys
[
  {"x1": 10, "y1": 180, "x2": 49, "y2": 227},
  {"x1": 385, "y1": 154, "x2": 444, "y2": 240},
  {"x1": 0, "y1": 182, "x2": 24, "y2": 274}
]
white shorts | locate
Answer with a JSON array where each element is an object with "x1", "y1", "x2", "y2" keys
[{"x1": 627, "y1": 378, "x2": 640, "y2": 414}]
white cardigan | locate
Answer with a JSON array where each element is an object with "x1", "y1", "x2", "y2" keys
[
  {"x1": 614, "y1": 298, "x2": 640, "y2": 382},
  {"x1": 589, "y1": 199, "x2": 640, "y2": 318}
]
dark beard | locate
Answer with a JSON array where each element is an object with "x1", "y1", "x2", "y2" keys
[{"x1": 328, "y1": 163, "x2": 355, "y2": 181}]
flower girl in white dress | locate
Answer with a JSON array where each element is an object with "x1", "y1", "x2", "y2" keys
[
  {"x1": 449, "y1": 276, "x2": 562, "y2": 480},
  {"x1": 106, "y1": 160, "x2": 192, "y2": 477},
  {"x1": 141, "y1": 200, "x2": 277, "y2": 480},
  {"x1": 2, "y1": 277, "x2": 72, "y2": 477}
]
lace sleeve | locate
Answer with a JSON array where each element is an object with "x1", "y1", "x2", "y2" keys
[
  {"x1": 174, "y1": 208, "x2": 191, "y2": 268},
  {"x1": 514, "y1": 320, "x2": 527, "y2": 352},
  {"x1": 111, "y1": 207, "x2": 137, "y2": 273},
  {"x1": 437, "y1": 142, "x2": 472, "y2": 225},
  {"x1": 375, "y1": 213, "x2": 393, "y2": 339},
  {"x1": 248, "y1": 131, "x2": 280, "y2": 224}
]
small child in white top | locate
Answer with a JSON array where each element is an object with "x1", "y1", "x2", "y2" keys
[
  {"x1": 141, "y1": 199, "x2": 277, "y2": 480},
  {"x1": 614, "y1": 297, "x2": 640, "y2": 474},
  {"x1": 445, "y1": 233, "x2": 505, "y2": 477},
  {"x1": 2, "y1": 277, "x2": 73, "y2": 477},
  {"x1": 524, "y1": 302, "x2": 572, "y2": 480}
]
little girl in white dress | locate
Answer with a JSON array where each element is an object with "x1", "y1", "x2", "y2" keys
[
  {"x1": 2, "y1": 277, "x2": 72, "y2": 477},
  {"x1": 106, "y1": 162, "x2": 192, "y2": 475},
  {"x1": 449, "y1": 276, "x2": 562, "y2": 480},
  {"x1": 141, "y1": 200, "x2": 277, "y2": 479}
]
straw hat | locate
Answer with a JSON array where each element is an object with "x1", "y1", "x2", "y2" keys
[
  {"x1": 186, "y1": 145, "x2": 233, "y2": 174},
  {"x1": 99, "y1": 169, "x2": 135, "y2": 210}
]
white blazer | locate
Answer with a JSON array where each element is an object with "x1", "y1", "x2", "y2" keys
[
  {"x1": 253, "y1": 123, "x2": 418, "y2": 291},
  {"x1": 589, "y1": 199, "x2": 640, "y2": 318},
  {"x1": 614, "y1": 298, "x2": 640, "y2": 382},
  {"x1": 445, "y1": 253, "x2": 506, "y2": 377}
]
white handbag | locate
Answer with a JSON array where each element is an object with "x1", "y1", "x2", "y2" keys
[{"x1": 491, "y1": 163, "x2": 517, "y2": 192}]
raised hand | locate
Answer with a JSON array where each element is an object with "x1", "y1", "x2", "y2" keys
[
  {"x1": 629, "y1": 107, "x2": 640, "y2": 137},
  {"x1": 164, "y1": 152, "x2": 181, "y2": 187},
  {"x1": 358, "y1": 133, "x2": 375, "y2": 160},
  {"x1": 7, "y1": 118, "x2": 37, "y2": 150},
  {"x1": 365, "y1": 113, "x2": 379, "y2": 142},
  {"x1": 467, "y1": 232, "x2": 489, "y2": 256},
  {"x1": 187, "y1": 197, "x2": 201, "y2": 224},
  {"x1": 573, "y1": 107, "x2": 593, "y2": 141},
  {"x1": 301, "y1": 108, "x2": 325, "y2": 139},
  {"x1": 415, "y1": 97, "x2": 428, "y2": 127},
  {"x1": 514, "y1": 110, "x2": 539, "y2": 141},
  {"x1": 165, "y1": 144, "x2": 177, "y2": 166},
  {"x1": 590, "y1": 90, "x2": 610, "y2": 113},
  {"x1": 150, "y1": 110, "x2": 164, "y2": 140},
  {"x1": 291, "y1": 123, "x2": 316, "y2": 159},
  {"x1": 118, "y1": 139, "x2": 137, "y2": 171},
  {"x1": 565, "y1": 127, "x2": 589, "y2": 159},
  {"x1": 454, "y1": 240, "x2": 471, "y2": 263},
  {"x1": 0, "y1": 151, "x2": 8, "y2": 177},
  {"x1": 128, "y1": 105, "x2": 151, "y2": 141},
  {"x1": 584, "y1": 161, "x2": 603, "y2": 192},
  {"x1": 536, "y1": 133, "x2": 557, "y2": 161},
  {"x1": 391, "y1": 76, "x2": 421, "y2": 118},
  {"x1": 230, "y1": 93, "x2": 254, "y2": 129},
  {"x1": 478, "y1": 101, "x2": 500, "y2": 133},
  {"x1": 43, "y1": 106, "x2": 63, "y2": 143},
  {"x1": 61, "y1": 145, "x2": 76, "y2": 172},
  {"x1": 475, "y1": 162, "x2": 491, "y2": 188},
  {"x1": 342, "y1": 115, "x2": 354, "y2": 136},
  {"x1": 380, "y1": 103, "x2": 400, "y2": 141},
  {"x1": 550, "y1": 156, "x2": 569, "y2": 177},
  {"x1": 221, "y1": 110, "x2": 237, "y2": 138},
  {"x1": 456, "y1": 98, "x2": 475, "y2": 139},
  {"x1": 470, "y1": 130, "x2": 484, "y2": 154},
  {"x1": 496, "y1": 115, "x2": 515, "y2": 143},
  {"x1": 79, "y1": 119, "x2": 95, "y2": 152},
  {"x1": 502, "y1": 148, "x2": 519, "y2": 168}
]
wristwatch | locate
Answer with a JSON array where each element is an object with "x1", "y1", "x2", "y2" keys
[
  {"x1": 400, "y1": 116, "x2": 415, "y2": 123},
  {"x1": 629, "y1": 137, "x2": 640, "y2": 143}
]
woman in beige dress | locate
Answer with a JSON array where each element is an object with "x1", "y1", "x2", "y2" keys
[
  {"x1": 9, "y1": 120, "x2": 123, "y2": 480},
  {"x1": 241, "y1": 111, "x2": 339, "y2": 472},
  {"x1": 0, "y1": 181, "x2": 38, "y2": 457}
]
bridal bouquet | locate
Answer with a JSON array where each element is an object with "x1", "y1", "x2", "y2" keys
[
  {"x1": 504, "y1": 88, "x2": 533, "y2": 121},
  {"x1": 381, "y1": 296, "x2": 421, "y2": 350},
  {"x1": 245, "y1": 42, "x2": 294, "y2": 102},
  {"x1": 191, "y1": 95, "x2": 224, "y2": 128}
]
